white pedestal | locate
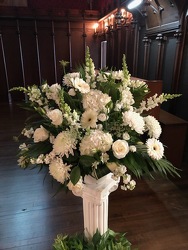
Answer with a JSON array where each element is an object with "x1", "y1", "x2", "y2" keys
[{"x1": 81, "y1": 173, "x2": 119, "y2": 239}]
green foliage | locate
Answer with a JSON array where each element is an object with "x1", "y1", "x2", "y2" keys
[{"x1": 53, "y1": 229, "x2": 134, "y2": 250}]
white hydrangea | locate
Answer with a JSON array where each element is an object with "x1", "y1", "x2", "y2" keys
[
  {"x1": 82, "y1": 89, "x2": 111, "y2": 112},
  {"x1": 79, "y1": 130, "x2": 113, "y2": 156}
]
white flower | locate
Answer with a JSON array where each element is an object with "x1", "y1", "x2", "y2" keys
[
  {"x1": 72, "y1": 77, "x2": 90, "y2": 93},
  {"x1": 129, "y1": 145, "x2": 137, "y2": 152},
  {"x1": 49, "y1": 157, "x2": 71, "y2": 184},
  {"x1": 82, "y1": 89, "x2": 111, "y2": 112},
  {"x1": 123, "y1": 174, "x2": 131, "y2": 184},
  {"x1": 81, "y1": 109, "x2": 98, "y2": 129},
  {"x1": 112, "y1": 70, "x2": 124, "y2": 80},
  {"x1": 112, "y1": 140, "x2": 129, "y2": 159},
  {"x1": 45, "y1": 83, "x2": 61, "y2": 104},
  {"x1": 79, "y1": 130, "x2": 113, "y2": 156},
  {"x1": 22, "y1": 127, "x2": 34, "y2": 138},
  {"x1": 67, "y1": 177, "x2": 83, "y2": 196},
  {"x1": 122, "y1": 110, "x2": 145, "y2": 134},
  {"x1": 47, "y1": 109, "x2": 63, "y2": 126},
  {"x1": 53, "y1": 130, "x2": 77, "y2": 157},
  {"x1": 98, "y1": 113, "x2": 108, "y2": 122},
  {"x1": 17, "y1": 156, "x2": 28, "y2": 168},
  {"x1": 146, "y1": 138, "x2": 164, "y2": 160},
  {"x1": 101, "y1": 153, "x2": 109, "y2": 163},
  {"x1": 33, "y1": 126, "x2": 49, "y2": 142},
  {"x1": 123, "y1": 132, "x2": 130, "y2": 140},
  {"x1": 127, "y1": 180, "x2": 136, "y2": 190},
  {"x1": 63, "y1": 72, "x2": 80, "y2": 87},
  {"x1": 68, "y1": 88, "x2": 76, "y2": 96},
  {"x1": 144, "y1": 115, "x2": 162, "y2": 139},
  {"x1": 19, "y1": 143, "x2": 28, "y2": 151}
]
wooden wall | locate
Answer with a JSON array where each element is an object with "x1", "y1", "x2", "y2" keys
[{"x1": 0, "y1": 8, "x2": 100, "y2": 102}]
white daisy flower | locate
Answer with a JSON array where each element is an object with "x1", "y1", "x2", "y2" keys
[
  {"x1": 146, "y1": 138, "x2": 164, "y2": 160},
  {"x1": 81, "y1": 109, "x2": 98, "y2": 129}
]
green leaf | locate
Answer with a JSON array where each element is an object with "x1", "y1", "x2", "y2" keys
[
  {"x1": 79, "y1": 155, "x2": 96, "y2": 168},
  {"x1": 70, "y1": 166, "x2": 81, "y2": 185}
]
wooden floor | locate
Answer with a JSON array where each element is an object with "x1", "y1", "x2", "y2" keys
[{"x1": 0, "y1": 103, "x2": 188, "y2": 250}]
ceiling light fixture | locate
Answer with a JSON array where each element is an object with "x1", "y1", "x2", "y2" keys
[{"x1": 127, "y1": 0, "x2": 143, "y2": 10}]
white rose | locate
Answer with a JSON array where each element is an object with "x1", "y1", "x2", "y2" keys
[
  {"x1": 47, "y1": 109, "x2": 63, "y2": 126},
  {"x1": 112, "y1": 140, "x2": 129, "y2": 159},
  {"x1": 33, "y1": 126, "x2": 49, "y2": 142},
  {"x1": 98, "y1": 113, "x2": 108, "y2": 122}
]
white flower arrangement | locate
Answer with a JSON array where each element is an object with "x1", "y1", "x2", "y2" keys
[{"x1": 12, "y1": 47, "x2": 180, "y2": 194}]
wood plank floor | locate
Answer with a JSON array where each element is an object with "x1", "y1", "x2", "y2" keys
[{"x1": 0, "y1": 103, "x2": 188, "y2": 250}]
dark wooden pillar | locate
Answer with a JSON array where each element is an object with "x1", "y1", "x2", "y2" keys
[
  {"x1": 142, "y1": 36, "x2": 151, "y2": 79},
  {"x1": 155, "y1": 33, "x2": 167, "y2": 80}
]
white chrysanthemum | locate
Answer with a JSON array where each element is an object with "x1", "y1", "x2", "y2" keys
[
  {"x1": 72, "y1": 77, "x2": 90, "y2": 93},
  {"x1": 81, "y1": 109, "x2": 97, "y2": 129},
  {"x1": 33, "y1": 125, "x2": 49, "y2": 143},
  {"x1": 122, "y1": 110, "x2": 145, "y2": 134},
  {"x1": 146, "y1": 138, "x2": 164, "y2": 160},
  {"x1": 45, "y1": 83, "x2": 61, "y2": 104},
  {"x1": 144, "y1": 115, "x2": 162, "y2": 139},
  {"x1": 53, "y1": 130, "x2": 77, "y2": 157},
  {"x1": 49, "y1": 157, "x2": 71, "y2": 184},
  {"x1": 47, "y1": 109, "x2": 63, "y2": 126},
  {"x1": 79, "y1": 130, "x2": 113, "y2": 156},
  {"x1": 82, "y1": 89, "x2": 111, "y2": 112}
]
